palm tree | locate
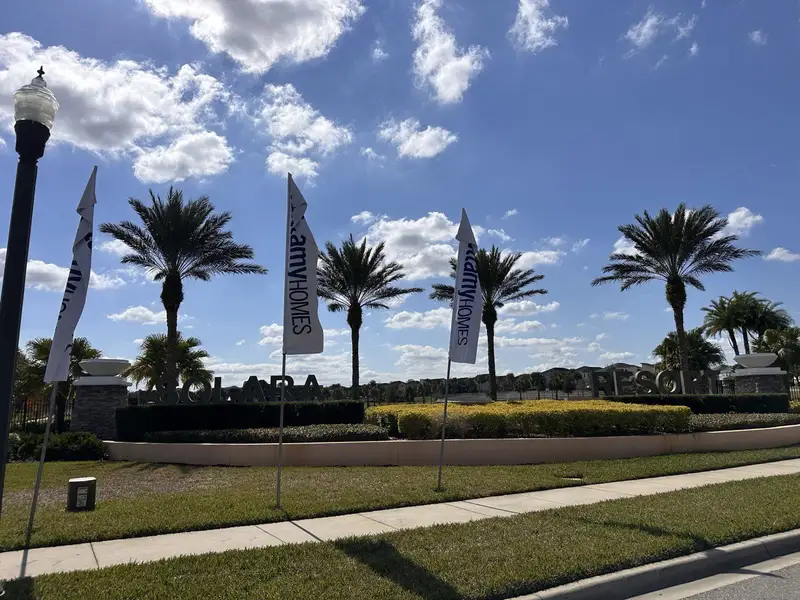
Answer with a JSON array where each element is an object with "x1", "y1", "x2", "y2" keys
[
  {"x1": 318, "y1": 235, "x2": 422, "y2": 399},
  {"x1": 125, "y1": 333, "x2": 212, "y2": 391},
  {"x1": 101, "y1": 188, "x2": 266, "y2": 389},
  {"x1": 748, "y1": 298, "x2": 793, "y2": 343},
  {"x1": 26, "y1": 337, "x2": 101, "y2": 432},
  {"x1": 755, "y1": 327, "x2": 800, "y2": 382},
  {"x1": 430, "y1": 246, "x2": 547, "y2": 400},
  {"x1": 703, "y1": 296, "x2": 741, "y2": 355},
  {"x1": 728, "y1": 291, "x2": 760, "y2": 354},
  {"x1": 653, "y1": 328, "x2": 725, "y2": 371},
  {"x1": 592, "y1": 205, "x2": 759, "y2": 371}
]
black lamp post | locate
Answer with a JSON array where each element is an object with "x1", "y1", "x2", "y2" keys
[{"x1": 0, "y1": 67, "x2": 59, "y2": 515}]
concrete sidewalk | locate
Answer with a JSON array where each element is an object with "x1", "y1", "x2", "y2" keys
[{"x1": 4, "y1": 458, "x2": 800, "y2": 580}]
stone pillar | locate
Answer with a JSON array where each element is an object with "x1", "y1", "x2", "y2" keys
[
  {"x1": 732, "y1": 353, "x2": 787, "y2": 396},
  {"x1": 71, "y1": 359, "x2": 131, "y2": 441}
]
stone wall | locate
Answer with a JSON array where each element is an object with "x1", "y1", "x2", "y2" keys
[
  {"x1": 71, "y1": 385, "x2": 128, "y2": 440},
  {"x1": 734, "y1": 374, "x2": 787, "y2": 395}
]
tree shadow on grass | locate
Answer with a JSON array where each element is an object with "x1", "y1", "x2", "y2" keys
[
  {"x1": 335, "y1": 538, "x2": 461, "y2": 600},
  {"x1": 2, "y1": 576, "x2": 35, "y2": 599},
  {"x1": 563, "y1": 515, "x2": 784, "y2": 579}
]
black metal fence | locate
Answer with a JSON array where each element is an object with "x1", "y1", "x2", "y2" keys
[{"x1": 9, "y1": 396, "x2": 75, "y2": 433}]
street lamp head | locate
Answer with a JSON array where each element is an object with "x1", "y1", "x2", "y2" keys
[{"x1": 13, "y1": 66, "x2": 59, "y2": 130}]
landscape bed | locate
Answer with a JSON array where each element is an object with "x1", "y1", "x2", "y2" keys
[
  {"x1": 366, "y1": 400, "x2": 691, "y2": 439},
  {"x1": 11, "y1": 473, "x2": 800, "y2": 599}
]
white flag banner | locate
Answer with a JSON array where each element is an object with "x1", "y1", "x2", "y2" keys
[
  {"x1": 44, "y1": 166, "x2": 98, "y2": 383},
  {"x1": 449, "y1": 209, "x2": 482, "y2": 364},
  {"x1": 283, "y1": 173, "x2": 324, "y2": 355}
]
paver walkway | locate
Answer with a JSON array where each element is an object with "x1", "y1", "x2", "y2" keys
[{"x1": 4, "y1": 458, "x2": 800, "y2": 580}]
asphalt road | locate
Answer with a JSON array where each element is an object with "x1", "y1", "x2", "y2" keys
[{"x1": 635, "y1": 556, "x2": 800, "y2": 600}]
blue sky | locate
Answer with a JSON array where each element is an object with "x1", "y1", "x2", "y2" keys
[{"x1": 0, "y1": 0, "x2": 797, "y2": 385}]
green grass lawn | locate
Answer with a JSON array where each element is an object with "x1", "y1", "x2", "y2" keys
[
  {"x1": 3, "y1": 446, "x2": 800, "y2": 551},
  {"x1": 10, "y1": 473, "x2": 800, "y2": 600}
]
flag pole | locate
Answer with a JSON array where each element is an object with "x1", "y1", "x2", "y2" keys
[
  {"x1": 436, "y1": 359, "x2": 452, "y2": 491},
  {"x1": 20, "y1": 385, "x2": 58, "y2": 577},
  {"x1": 276, "y1": 352, "x2": 287, "y2": 508}
]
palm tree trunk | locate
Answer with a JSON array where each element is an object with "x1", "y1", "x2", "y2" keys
[
  {"x1": 727, "y1": 328, "x2": 740, "y2": 355},
  {"x1": 666, "y1": 278, "x2": 690, "y2": 372},
  {"x1": 484, "y1": 308, "x2": 498, "y2": 401},
  {"x1": 741, "y1": 328, "x2": 751, "y2": 354},
  {"x1": 348, "y1": 305, "x2": 363, "y2": 400},
  {"x1": 672, "y1": 308, "x2": 690, "y2": 372},
  {"x1": 161, "y1": 273, "x2": 184, "y2": 391}
]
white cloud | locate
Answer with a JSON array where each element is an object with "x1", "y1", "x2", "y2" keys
[
  {"x1": 721, "y1": 207, "x2": 763, "y2": 237},
  {"x1": 98, "y1": 239, "x2": 130, "y2": 257},
  {"x1": 494, "y1": 335, "x2": 581, "y2": 349},
  {"x1": 390, "y1": 344, "x2": 484, "y2": 378},
  {"x1": 360, "y1": 147, "x2": 385, "y2": 161},
  {"x1": 107, "y1": 306, "x2": 165, "y2": 325},
  {"x1": 372, "y1": 40, "x2": 389, "y2": 62},
  {"x1": 749, "y1": 30, "x2": 767, "y2": 47},
  {"x1": 576, "y1": 322, "x2": 586, "y2": 328},
  {"x1": 0, "y1": 248, "x2": 125, "y2": 292},
  {"x1": 385, "y1": 307, "x2": 451, "y2": 329},
  {"x1": 595, "y1": 333, "x2": 607, "y2": 341},
  {"x1": 236, "y1": 339, "x2": 246, "y2": 346},
  {"x1": 133, "y1": 131, "x2": 233, "y2": 183},
  {"x1": 503, "y1": 209, "x2": 519, "y2": 219},
  {"x1": 599, "y1": 351, "x2": 636, "y2": 361},
  {"x1": 571, "y1": 238, "x2": 590, "y2": 252},
  {"x1": 612, "y1": 236, "x2": 639, "y2": 256},
  {"x1": 351, "y1": 211, "x2": 377, "y2": 225},
  {"x1": 495, "y1": 318, "x2": 544, "y2": 334},
  {"x1": 486, "y1": 228, "x2": 513, "y2": 242},
  {"x1": 259, "y1": 323, "x2": 348, "y2": 345},
  {"x1": 603, "y1": 311, "x2": 629, "y2": 321},
  {"x1": 689, "y1": 42, "x2": 699, "y2": 57},
  {"x1": 515, "y1": 250, "x2": 564, "y2": 269},
  {"x1": 587, "y1": 342, "x2": 602, "y2": 352},
  {"x1": 142, "y1": 0, "x2": 365, "y2": 73},
  {"x1": 412, "y1": 0, "x2": 489, "y2": 104},
  {"x1": 360, "y1": 211, "x2": 478, "y2": 279},
  {"x1": 623, "y1": 9, "x2": 696, "y2": 53},
  {"x1": 378, "y1": 118, "x2": 457, "y2": 159},
  {"x1": 258, "y1": 83, "x2": 352, "y2": 180},
  {"x1": 544, "y1": 236, "x2": 566, "y2": 247},
  {"x1": 624, "y1": 7, "x2": 664, "y2": 50},
  {"x1": 499, "y1": 300, "x2": 560, "y2": 317},
  {"x1": 0, "y1": 34, "x2": 233, "y2": 182},
  {"x1": 765, "y1": 248, "x2": 800, "y2": 263},
  {"x1": 589, "y1": 313, "x2": 599, "y2": 319},
  {"x1": 675, "y1": 15, "x2": 697, "y2": 40},
  {"x1": 265, "y1": 152, "x2": 319, "y2": 180},
  {"x1": 207, "y1": 351, "x2": 358, "y2": 386},
  {"x1": 654, "y1": 54, "x2": 668, "y2": 69},
  {"x1": 133, "y1": 339, "x2": 144, "y2": 346},
  {"x1": 508, "y1": 0, "x2": 568, "y2": 54}
]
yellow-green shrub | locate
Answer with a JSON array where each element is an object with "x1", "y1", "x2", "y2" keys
[{"x1": 365, "y1": 400, "x2": 691, "y2": 440}]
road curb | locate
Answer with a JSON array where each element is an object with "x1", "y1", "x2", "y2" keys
[{"x1": 512, "y1": 528, "x2": 800, "y2": 600}]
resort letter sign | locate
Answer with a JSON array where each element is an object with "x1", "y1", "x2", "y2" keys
[{"x1": 590, "y1": 368, "x2": 721, "y2": 396}]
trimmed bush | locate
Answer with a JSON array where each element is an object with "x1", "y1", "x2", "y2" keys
[
  {"x1": 608, "y1": 393, "x2": 789, "y2": 414},
  {"x1": 143, "y1": 424, "x2": 390, "y2": 444},
  {"x1": 8, "y1": 431, "x2": 105, "y2": 462},
  {"x1": 366, "y1": 401, "x2": 691, "y2": 440},
  {"x1": 116, "y1": 401, "x2": 366, "y2": 442},
  {"x1": 690, "y1": 413, "x2": 800, "y2": 432}
]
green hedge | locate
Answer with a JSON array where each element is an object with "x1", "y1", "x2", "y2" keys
[
  {"x1": 8, "y1": 432, "x2": 105, "y2": 462},
  {"x1": 115, "y1": 401, "x2": 366, "y2": 442},
  {"x1": 143, "y1": 424, "x2": 389, "y2": 444},
  {"x1": 607, "y1": 393, "x2": 789, "y2": 414},
  {"x1": 689, "y1": 413, "x2": 800, "y2": 432}
]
